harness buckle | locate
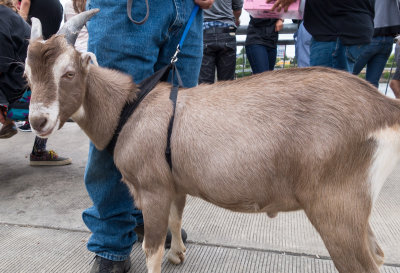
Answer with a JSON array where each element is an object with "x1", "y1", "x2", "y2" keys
[{"x1": 171, "y1": 45, "x2": 180, "y2": 64}]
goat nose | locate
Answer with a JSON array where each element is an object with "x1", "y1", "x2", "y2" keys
[{"x1": 30, "y1": 116, "x2": 48, "y2": 132}]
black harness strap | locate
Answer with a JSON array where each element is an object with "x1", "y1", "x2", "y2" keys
[
  {"x1": 106, "y1": 64, "x2": 172, "y2": 154},
  {"x1": 165, "y1": 65, "x2": 183, "y2": 169},
  {"x1": 106, "y1": 63, "x2": 182, "y2": 170}
]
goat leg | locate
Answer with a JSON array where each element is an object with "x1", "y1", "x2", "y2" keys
[
  {"x1": 166, "y1": 194, "x2": 187, "y2": 265},
  {"x1": 141, "y1": 190, "x2": 172, "y2": 273}
]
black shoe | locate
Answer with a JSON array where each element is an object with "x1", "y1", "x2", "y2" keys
[
  {"x1": 134, "y1": 225, "x2": 187, "y2": 249},
  {"x1": 89, "y1": 256, "x2": 131, "y2": 273}
]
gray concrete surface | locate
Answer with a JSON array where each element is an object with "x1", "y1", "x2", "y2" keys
[{"x1": 1, "y1": 122, "x2": 400, "y2": 273}]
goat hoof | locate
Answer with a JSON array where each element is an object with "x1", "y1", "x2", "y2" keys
[{"x1": 167, "y1": 250, "x2": 185, "y2": 265}]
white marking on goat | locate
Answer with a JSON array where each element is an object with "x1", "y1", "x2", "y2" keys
[
  {"x1": 71, "y1": 105, "x2": 85, "y2": 122},
  {"x1": 30, "y1": 101, "x2": 60, "y2": 137},
  {"x1": 166, "y1": 204, "x2": 186, "y2": 264},
  {"x1": 53, "y1": 50, "x2": 75, "y2": 85},
  {"x1": 146, "y1": 245, "x2": 164, "y2": 273},
  {"x1": 368, "y1": 126, "x2": 400, "y2": 203},
  {"x1": 24, "y1": 62, "x2": 32, "y2": 81}
]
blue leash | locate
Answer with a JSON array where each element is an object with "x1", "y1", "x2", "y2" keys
[{"x1": 171, "y1": 4, "x2": 200, "y2": 64}]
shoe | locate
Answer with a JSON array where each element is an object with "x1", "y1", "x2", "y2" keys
[
  {"x1": 30, "y1": 150, "x2": 72, "y2": 166},
  {"x1": 89, "y1": 256, "x2": 131, "y2": 273},
  {"x1": 18, "y1": 121, "x2": 32, "y2": 132},
  {"x1": 0, "y1": 122, "x2": 17, "y2": 139},
  {"x1": 134, "y1": 225, "x2": 187, "y2": 249}
]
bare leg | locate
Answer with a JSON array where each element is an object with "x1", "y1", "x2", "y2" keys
[
  {"x1": 166, "y1": 194, "x2": 187, "y2": 264},
  {"x1": 390, "y1": 79, "x2": 400, "y2": 98}
]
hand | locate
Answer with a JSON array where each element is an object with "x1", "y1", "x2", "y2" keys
[
  {"x1": 194, "y1": 0, "x2": 214, "y2": 9},
  {"x1": 235, "y1": 18, "x2": 240, "y2": 27},
  {"x1": 266, "y1": 0, "x2": 296, "y2": 12},
  {"x1": 275, "y1": 19, "x2": 284, "y2": 32}
]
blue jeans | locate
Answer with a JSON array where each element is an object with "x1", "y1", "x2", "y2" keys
[
  {"x1": 310, "y1": 38, "x2": 366, "y2": 72},
  {"x1": 199, "y1": 29, "x2": 237, "y2": 84},
  {"x1": 245, "y1": 44, "x2": 277, "y2": 73},
  {"x1": 352, "y1": 36, "x2": 394, "y2": 87},
  {"x1": 84, "y1": 0, "x2": 203, "y2": 261},
  {"x1": 293, "y1": 21, "x2": 312, "y2": 68}
]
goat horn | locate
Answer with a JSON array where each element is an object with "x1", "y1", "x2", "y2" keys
[
  {"x1": 30, "y1": 17, "x2": 43, "y2": 41},
  {"x1": 57, "y1": 9, "x2": 100, "y2": 45}
]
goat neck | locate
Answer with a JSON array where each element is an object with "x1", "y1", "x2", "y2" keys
[{"x1": 73, "y1": 64, "x2": 137, "y2": 150}]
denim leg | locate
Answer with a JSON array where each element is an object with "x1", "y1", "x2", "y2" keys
[
  {"x1": 83, "y1": 143, "x2": 142, "y2": 261},
  {"x1": 364, "y1": 37, "x2": 393, "y2": 87},
  {"x1": 294, "y1": 21, "x2": 312, "y2": 68},
  {"x1": 246, "y1": 44, "x2": 271, "y2": 74},
  {"x1": 310, "y1": 39, "x2": 336, "y2": 68},
  {"x1": 215, "y1": 33, "x2": 237, "y2": 81},
  {"x1": 83, "y1": 0, "x2": 201, "y2": 261},
  {"x1": 155, "y1": 0, "x2": 203, "y2": 88},
  {"x1": 345, "y1": 44, "x2": 367, "y2": 73},
  {"x1": 199, "y1": 32, "x2": 218, "y2": 84},
  {"x1": 266, "y1": 47, "x2": 277, "y2": 71}
]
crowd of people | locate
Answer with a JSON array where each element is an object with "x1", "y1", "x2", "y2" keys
[{"x1": 1, "y1": 0, "x2": 400, "y2": 272}]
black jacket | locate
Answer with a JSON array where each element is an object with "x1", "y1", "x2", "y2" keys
[
  {"x1": 0, "y1": 5, "x2": 30, "y2": 104},
  {"x1": 245, "y1": 17, "x2": 279, "y2": 49},
  {"x1": 303, "y1": 0, "x2": 375, "y2": 46}
]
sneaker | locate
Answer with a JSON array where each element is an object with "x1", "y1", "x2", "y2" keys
[
  {"x1": 134, "y1": 225, "x2": 187, "y2": 249},
  {"x1": 0, "y1": 122, "x2": 18, "y2": 139},
  {"x1": 30, "y1": 150, "x2": 72, "y2": 166},
  {"x1": 89, "y1": 256, "x2": 131, "y2": 273},
  {"x1": 18, "y1": 121, "x2": 32, "y2": 132}
]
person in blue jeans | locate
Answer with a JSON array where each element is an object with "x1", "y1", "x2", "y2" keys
[
  {"x1": 72, "y1": 0, "x2": 214, "y2": 272},
  {"x1": 302, "y1": 0, "x2": 375, "y2": 72},
  {"x1": 352, "y1": 0, "x2": 400, "y2": 87},
  {"x1": 245, "y1": 17, "x2": 284, "y2": 74}
]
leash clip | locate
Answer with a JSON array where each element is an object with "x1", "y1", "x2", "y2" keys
[{"x1": 171, "y1": 45, "x2": 180, "y2": 64}]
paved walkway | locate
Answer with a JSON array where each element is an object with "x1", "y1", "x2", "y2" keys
[{"x1": 1, "y1": 122, "x2": 400, "y2": 273}]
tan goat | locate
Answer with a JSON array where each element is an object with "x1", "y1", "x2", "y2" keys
[{"x1": 25, "y1": 10, "x2": 400, "y2": 273}]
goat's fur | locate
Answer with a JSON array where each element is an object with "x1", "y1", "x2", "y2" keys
[{"x1": 26, "y1": 35, "x2": 400, "y2": 273}]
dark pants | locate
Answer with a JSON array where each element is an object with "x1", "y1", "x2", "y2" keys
[
  {"x1": 199, "y1": 29, "x2": 237, "y2": 84},
  {"x1": 246, "y1": 44, "x2": 277, "y2": 74}
]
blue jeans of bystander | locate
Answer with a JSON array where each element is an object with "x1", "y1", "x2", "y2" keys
[
  {"x1": 245, "y1": 44, "x2": 277, "y2": 73},
  {"x1": 352, "y1": 36, "x2": 394, "y2": 87},
  {"x1": 83, "y1": 0, "x2": 203, "y2": 262},
  {"x1": 310, "y1": 38, "x2": 365, "y2": 72}
]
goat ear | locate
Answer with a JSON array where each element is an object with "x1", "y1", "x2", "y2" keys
[
  {"x1": 81, "y1": 52, "x2": 98, "y2": 67},
  {"x1": 30, "y1": 17, "x2": 43, "y2": 41}
]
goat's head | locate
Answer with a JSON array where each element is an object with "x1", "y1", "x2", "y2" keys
[{"x1": 25, "y1": 9, "x2": 99, "y2": 138}]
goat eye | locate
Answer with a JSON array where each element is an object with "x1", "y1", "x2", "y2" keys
[{"x1": 63, "y1": 72, "x2": 75, "y2": 79}]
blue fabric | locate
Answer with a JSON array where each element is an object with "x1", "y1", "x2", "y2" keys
[
  {"x1": 352, "y1": 36, "x2": 394, "y2": 87},
  {"x1": 294, "y1": 22, "x2": 312, "y2": 68},
  {"x1": 83, "y1": 0, "x2": 203, "y2": 261},
  {"x1": 245, "y1": 44, "x2": 277, "y2": 73},
  {"x1": 310, "y1": 38, "x2": 366, "y2": 72},
  {"x1": 203, "y1": 20, "x2": 232, "y2": 30}
]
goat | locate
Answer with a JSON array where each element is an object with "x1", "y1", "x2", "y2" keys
[{"x1": 25, "y1": 10, "x2": 400, "y2": 273}]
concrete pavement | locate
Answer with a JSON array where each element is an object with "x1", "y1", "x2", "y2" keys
[{"x1": 1, "y1": 122, "x2": 400, "y2": 273}]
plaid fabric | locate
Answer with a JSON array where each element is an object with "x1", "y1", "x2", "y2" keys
[{"x1": 203, "y1": 21, "x2": 232, "y2": 30}]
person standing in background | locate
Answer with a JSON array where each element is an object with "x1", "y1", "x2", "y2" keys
[
  {"x1": 198, "y1": 0, "x2": 243, "y2": 84},
  {"x1": 18, "y1": 0, "x2": 63, "y2": 39},
  {"x1": 245, "y1": 17, "x2": 284, "y2": 73},
  {"x1": 352, "y1": 0, "x2": 400, "y2": 88}
]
